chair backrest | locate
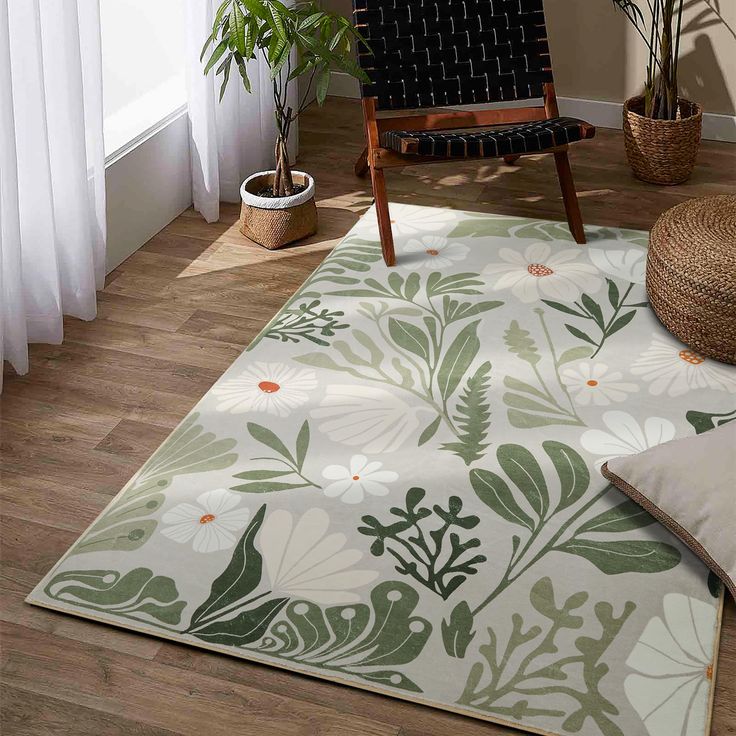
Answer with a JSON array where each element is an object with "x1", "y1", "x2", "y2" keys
[{"x1": 353, "y1": 0, "x2": 554, "y2": 111}]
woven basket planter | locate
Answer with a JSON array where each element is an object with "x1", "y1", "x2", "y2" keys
[
  {"x1": 239, "y1": 170, "x2": 317, "y2": 250},
  {"x1": 623, "y1": 96, "x2": 702, "y2": 185},
  {"x1": 647, "y1": 195, "x2": 736, "y2": 365}
]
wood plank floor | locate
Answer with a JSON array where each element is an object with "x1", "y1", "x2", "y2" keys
[{"x1": 2, "y1": 96, "x2": 735, "y2": 735}]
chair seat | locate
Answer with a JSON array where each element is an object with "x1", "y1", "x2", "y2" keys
[{"x1": 381, "y1": 117, "x2": 592, "y2": 158}]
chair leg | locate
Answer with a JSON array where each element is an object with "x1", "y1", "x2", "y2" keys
[
  {"x1": 554, "y1": 151, "x2": 586, "y2": 244},
  {"x1": 370, "y1": 166, "x2": 395, "y2": 266},
  {"x1": 354, "y1": 146, "x2": 369, "y2": 177},
  {"x1": 503, "y1": 154, "x2": 521, "y2": 165}
]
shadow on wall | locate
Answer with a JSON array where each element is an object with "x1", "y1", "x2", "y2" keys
[{"x1": 678, "y1": 0, "x2": 736, "y2": 119}]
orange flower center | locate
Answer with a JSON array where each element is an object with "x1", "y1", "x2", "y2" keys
[
  {"x1": 352, "y1": 475, "x2": 360, "y2": 481},
  {"x1": 586, "y1": 379, "x2": 599, "y2": 387},
  {"x1": 706, "y1": 663, "x2": 713, "y2": 680},
  {"x1": 199, "y1": 514, "x2": 216, "y2": 524},
  {"x1": 426, "y1": 248, "x2": 440, "y2": 256},
  {"x1": 258, "y1": 380, "x2": 281, "y2": 393},
  {"x1": 528, "y1": 263, "x2": 554, "y2": 277},
  {"x1": 678, "y1": 349, "x2": 705, "y2": 365}
]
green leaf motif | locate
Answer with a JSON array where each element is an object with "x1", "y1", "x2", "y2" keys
[
  {"x1": 187, "y1": 505, "x2": 267, "y2": 630},
  {"x1": 459, "y1": 576, "x2": 635, "y2": 736},
  {"x1": 442, "y1": 600, "x2": 476, "y2": 658},
  {"x1": 255, "y1": 581, "x2": 432, "y2": 692},
  {"x1": 496, "y1": 444, "x2": 549, "y2": 520},
  {"x1": 575, "y1": 499, "x2": 655, "y2": 534},
  {"x1": 543, "y1": 441, "x2": 589, "y2": 512},
  {"x1": 388, "y1": 317, "x2": 431, "y2": 362},
  {"x1": 470, "y1": 468, "x2": 535, "y2": 531},
  {"x1": 686, "y1": 408, "x2": 736, "y2": 434},
  {"x1": 437, "y1": 320, "x2": 481, "y2": 401},
  {"x1": 558, "y1": 345, "x2": 594, "y2": 365},
  {"x1": 441, "y1": 360, "x2": 492, "y2": 465},
  {"x1": 72, "y1": 413, "x2": 237, "y2": 555},
  {"x1": 44, "y1": 568, "x2": 186, "y2": 628},
  {"x1": 504, "y1": 321, "x2": 541, "y2": 365},
  {"x1": 558, "y1": 539, "x2": 681, "y2": 575},
  {"x1": 358, "y1": 489, "x2": 485, "y2": 599},
  {"x1": 191, "y1": 597, "x2": 289, "y2": 646}
]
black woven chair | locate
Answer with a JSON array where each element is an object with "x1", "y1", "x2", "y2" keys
[{"x1": 352, "y1": 0, "x2": 595, "y2": 266}]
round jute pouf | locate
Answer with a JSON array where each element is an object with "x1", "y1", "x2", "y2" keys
[{"x1": 647, "y1": 195, "x2": 736, "y2": 364}]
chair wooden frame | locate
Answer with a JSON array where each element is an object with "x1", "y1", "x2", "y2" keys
[{"x1": 355, "y1": 82, "x2": 595, "y2": 267}]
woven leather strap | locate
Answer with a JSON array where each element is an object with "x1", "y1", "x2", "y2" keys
[{"x1": 353, "y1": 0, "x2": 554, "y2": 110}]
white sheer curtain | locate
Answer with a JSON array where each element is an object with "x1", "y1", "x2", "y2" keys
[
  {"x1": 0, "y1": 0, "x2": 106, "y2": 390},
  {"x1": 185, "y1": 0, "x2": 297, "y2": 224}
]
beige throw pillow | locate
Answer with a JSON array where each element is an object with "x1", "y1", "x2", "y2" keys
[{"x1": 602, "y1": 420, "x2": 735, "y2": 600}]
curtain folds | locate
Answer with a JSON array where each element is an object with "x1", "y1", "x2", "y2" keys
[
  {"x1": 185, "y1": 0, "x2": 297, "y2": 223},
  {"x1": 0, "y1": 0, "x2": 106, "y2": 390}
]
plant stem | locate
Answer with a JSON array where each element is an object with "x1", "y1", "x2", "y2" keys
[{"x1": 589, "y1": 281, "x2": 635, "y2": 358}]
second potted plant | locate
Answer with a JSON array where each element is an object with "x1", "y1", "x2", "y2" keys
[
  {"x1": 201, "y1": 0, "x2": 369, "y2": 249},
  {"x1": 611, "y1": 0, "x2": 702, "y2": 185}
]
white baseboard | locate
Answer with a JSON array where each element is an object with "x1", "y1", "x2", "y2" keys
[
  {"x1": 104, "y1": 108, "x2": 193, "y2": 273},
  {"x1": 327, "y1": 71, "x2": 736, "y2": 143}
]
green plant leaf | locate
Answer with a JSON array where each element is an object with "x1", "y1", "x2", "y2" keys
[
  {"x1": 418, "y1": 415, "x2": 442, "y2": 446},
  {"x1": 581, "y1": 294, "x2": 604, "y2": 327},
  {"x1": 496, "y1": 444, "x2": 549, "y2": 520},
  {"x1": 503, "y1": 376, "x2": 551, "y2": 401},
  {"x1": 295, "y1": 420, "x2": 309, "y2": 468},
  {"x1": 204, "y1": 38, "x2": 229, "y2": 74},
  {"x1": 187, "y1": 505, "x2": 267, "y2": 628},
  {"x1": 558, "y1": 346, "x2": 594, "y2": 365},
  {"x1": 558, "y1": 539, "x2": 681, "y2": 574},
  {"x1": 233, "y1": 469, "x2": 292, "y2": 481},
  {"x1": 504, "y1": 321, "x2": 541, "y2": 365},
  {"x1": 543, "y1": 441, "x2": 589, "y2": 511},
  {"x1": 575, "y1": 499, "x2": 655, "y2": 534},
  {"x1": 44, "y1": 568, "x2": 186, "y2": 626},
  {"x1": 607, "y1": 278, "x2": 620, "y2": 308},
  {"x1": 256, "y1": 581, "x2": 431, "y2": 692},
  {"x1": 231, "y1": 3, "x2": 246, "y2": 55},
  {"x1": 437, "y1": 320, "x2": 480, "y2": 400},
  {"x1": 231, "y1": 480, "x2": 307, "y2": 493},
  {"x1": 540, "y1": 300, "x2": 588, "y2": 318},
  {"x1": 315, "y1": 65, "x2": 330, "y2": 105},
  {"x1": 686, "y1": 408, "x2": 736, "y2": 434},
  {"x1": 608, "y1": 310, "x2": 637, "y2": 336},
  {"x1": 470, "y1": 468, "x2": 535, "y2": 531},
  {"x1": 247, "y1": 422, "x2": 295, "y2": 463},
  {"x1": 565, "y1": 324, "x2": 597, "y2": 345},
  {"x1": 442, "y1": 600, "x2": 476, "y2": 658},
  {"x1": 388, "y1": 317, "x2": 431, "y2": 362},
  {"x1": 508, "y1": 409, "x2": 582, "y2": 429},
  {"x1": 191, "y1": 597, "x2": 289, "y2": 645}
]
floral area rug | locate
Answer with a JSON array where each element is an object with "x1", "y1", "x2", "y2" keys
[{"x1": 29, "y1": 204, "x2": 734, "y2": 736}]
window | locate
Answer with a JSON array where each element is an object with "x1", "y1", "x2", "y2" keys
[{"x1": 100, "y1": 0, "x2": 186, "y2": 160}]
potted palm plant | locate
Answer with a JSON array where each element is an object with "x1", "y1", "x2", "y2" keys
[
  {"x1": 201, "y1": 0, "x2": 368, "y2": 249},
  {"x1": 611, "y1": 0, "x2": 702, "y2": 184}
]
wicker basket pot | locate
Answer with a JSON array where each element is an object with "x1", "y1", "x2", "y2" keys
[
  {"x1": 623, "y1": 96, "x2": 702, "y2": 185},
  {"x1": 239, "y1": 170, "x2": 317, "y2": 250}
]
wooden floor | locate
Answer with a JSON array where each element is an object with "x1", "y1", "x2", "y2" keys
[{"x1": 2, "y1": 96, "x2": 735, "y2": 736}]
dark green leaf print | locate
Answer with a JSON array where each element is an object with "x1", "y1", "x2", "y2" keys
[
  {"x1": 470, "y1": 468, "x2": 535, "y2": 531},
  {"x1": 437, "y1": 320, "x2": 481, "y2": 400},
  {"x1": 358, "y1": 488, "x2": 485, "y2": 599},
  {"x1": 442, "y1": 600, "x2": 476, "y2": 659},
  {"x1": 557, "y1": 539, "x2": 681, "y2": 575},
  {"x1": 459, "y1": 577, "x2": 635, "y2": 736},
  {"x1": 575, "y1": 498, "x2": 655, "y2": 534},
  {"x1": 262, "y1": 299, "x2": 348, "y2": 347},
  {"x1": 187, "y1": 505, "x2": 267, "y2": 630},
  {"x1": 232, "y1": 420, "x2": 320, "y2": 493},
  {"x1": 190, "y1": 597, "x2": 289, "y2": 646},
  {"x1": 686, "y1": 408, "x2": 736, "y2": 434},
  {"x1": 254, "y1": 581, "x2": 432, "y2": 692},
  {"x1": 72, "y1": 413, "x2": 237, "y2": 555},
  {"x1": 544, "y1": 440, "x2": 590, "y2": 512},
  {"x1": 441, "y1": 360, "x2": 491, "y2": 465},
  {"x1": 496, "y1": 444, "x2": 549, "y2": 520},
  {"x1": 44, "y1": 568, "x2": 186, "y2": 629}
]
